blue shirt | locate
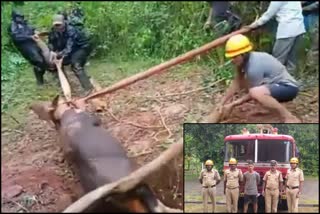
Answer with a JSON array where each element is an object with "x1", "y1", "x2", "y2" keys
[{"x1": 244, "y1": 52, "x2": 298, "y2": 88}]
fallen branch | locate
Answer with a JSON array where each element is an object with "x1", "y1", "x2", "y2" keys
[
  {"x1": 1, "y1": 128, "x2": 24, "y2": 135},
  {"x1": 63, "y1": 141, "x2": 183, "y2": 213},
  {"x1": 153, "y1": 78, "x2": 225, "y2": 98},
  {"x1": 6, "y1": 113, "x2": 21, "y2": 125},
  {"x1": 128, "y1": 150, "x2": 153, "y2": 158},
  {"x1": 89, "y1": 78, "x2": 108, "y2": 111},
  {"x1": 152, "y1": 130, "x2": 167, "y2": 142},
  {"x1": 154, "y1": 199, "x2": 182, "y2": 213},
  {"x1": 299, "y1": 91, "x2": 314, "y2": 98},
  {"x1": 70, "y1": 28, "x2": 250, "y2": 107},
  {"x1": 106, "y1": 108, "x2": 162, "y2": 129},
  {"x1": 8, "y1": 200, "x2": 29, "y2": 213},
  {"x1": 202, "y1": 102, "x2": 235, "y2": 123},
  {"x1": 156, "y1": 107, "x2": 172, "y2": 139},
  {"x1": 54, "y1": 59, "x2": 72, "y2": 102}
]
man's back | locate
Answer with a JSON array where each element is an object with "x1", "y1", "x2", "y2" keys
[
  {"x1": 245, "y1": 51, "x2": 298, "y2": 88},
  {"x1": 270, "y1": 1, "x2": 305, "y2": 38}
]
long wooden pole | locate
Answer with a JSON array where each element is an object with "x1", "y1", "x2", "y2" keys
[{"x1": 80, "y1": 28, "x2": 250, "y2": 103}]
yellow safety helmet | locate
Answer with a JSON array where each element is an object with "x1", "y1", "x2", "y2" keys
[
  {"x1": 229, "y1": 158, "x2": 237, "y2": 164},
  {"x1": 290, "y1": 157, "x2": 299, "y2": 164},
  {"x1": 225, "y1": 34, "x2": 253, "y2": 58},
  {"x1": 205, "y1": 160, "x2": 214, "y2": 166}
]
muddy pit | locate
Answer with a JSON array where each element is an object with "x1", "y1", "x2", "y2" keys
[
  {"x1": 1, "y1": 107, "x2": 183, "y2": 212},
  {"x1": 1, "y1": 68, "x2": 318, "y2": 212}
]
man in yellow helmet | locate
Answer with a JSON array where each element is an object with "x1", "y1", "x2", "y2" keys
[
  {"x1": 224, "y1": 158, "x2": 243, "y2": 213},
  {"x1": 218, "y1": 34, "x2": 300, "y2": 123},
  {"x1": 285, "y1": 157, "x2": 304, "y2": 213},
  {"x1": 199, "y1": 159, "x2": 221, "y2": 213}
]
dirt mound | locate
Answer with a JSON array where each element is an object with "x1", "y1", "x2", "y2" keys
[
  {"x1": 218, "y1": 86, "x2": 319, "y2": 123},
  {"x1": 2, "y1": 89, "x2": 184, "y2": 212}
]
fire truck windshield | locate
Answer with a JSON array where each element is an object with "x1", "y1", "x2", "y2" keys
[
  {"x1": 257, "y1": 140, "x2": 292, "y2": 162},
  {"x1": 225, "y1": 140, "x2": 293, "y2": 163},
  {"x1": 225, "y1": 140, "x2": 255, "y2": 162}
]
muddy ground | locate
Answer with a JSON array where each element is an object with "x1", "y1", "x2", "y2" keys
[
  {"x1": 1, "y1": 66, "x2": 319, "y2": 212},
  {"x1": 185, "y1": 178, "x2": 319, "y2": 201}
]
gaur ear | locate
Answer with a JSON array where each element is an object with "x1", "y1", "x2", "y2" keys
[
  {"x1": 52, "y1": 94, "x2": 60, "y2": 108},
  {"x1": 29, "y1": 101, "x2": 55, "y2": 122}
]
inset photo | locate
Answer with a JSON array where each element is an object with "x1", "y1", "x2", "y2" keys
[{"x1": 184, "y1": 123, "x2": 319, "y2": 213}]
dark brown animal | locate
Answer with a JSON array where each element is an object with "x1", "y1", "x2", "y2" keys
[{"x1": 30, "y1": 95, "x2": 159, "y2": 212}]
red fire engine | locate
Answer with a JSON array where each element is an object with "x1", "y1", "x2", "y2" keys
[{"x1": 223, "y1": 125, "x2": 300, "y2": 211}]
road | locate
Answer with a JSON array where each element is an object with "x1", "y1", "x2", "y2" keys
[{"x1": 185, "y1": 177, "x2": 319, "y2": 202}]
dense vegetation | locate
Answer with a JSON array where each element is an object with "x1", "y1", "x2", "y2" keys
[
  {"x1": 1, "y1": 1, "x2": 278, "y2": 111},
  {"x1": 184, "y1": 124, "x2": 319, "y2": 176}
]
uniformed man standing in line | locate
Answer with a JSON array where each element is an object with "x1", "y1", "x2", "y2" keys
[
  {"x1": 285, "y1": 157, "x2": 304, "y2": 213},
  {"x1": 224, "y1": 158, "x2": 243, "y2": 213},
  {"x1": 262, "y1": 160, "x2": 284, "y2": 213},
  {"x1": 199, "y1": 159, "x2": 221, "y2": 213}
]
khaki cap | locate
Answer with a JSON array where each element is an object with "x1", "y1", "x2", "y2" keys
[{"x1": 52, "y1": 14, "x2": 64, "y2": 26}]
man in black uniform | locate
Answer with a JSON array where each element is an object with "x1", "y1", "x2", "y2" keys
[
  {"x1": 204, "y1": 1, "x2": 242, "y2": 36},
  {"x1": 8, "y1": 10, "x2": 48, "y2": 85},
  {"x1": 68, "y1": 2, "x2": 86, "y2": 28},
  {"x1": 48, "y1": 14, "x2": 93, "y2": 92}
]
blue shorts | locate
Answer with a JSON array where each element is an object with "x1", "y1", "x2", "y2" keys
[
  {"x1": 269, "y1": 83, "x2": 299, "y2": 102},
  {"x1": 244, "y1": 194, "x2": 257, "y2": 204}
]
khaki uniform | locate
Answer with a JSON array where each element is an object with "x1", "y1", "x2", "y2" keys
[
  {"x1": 224, "y1": 168, "x2": 243, "y2": 213},
  {"x1": 263, "y1": 170, "x2": 283, "y2": 213},
  {"x1": 285, "y1": 168, "x2": 304, "y2": 213},
  {"x1": 199, "y1": 169, "x2": 221, "y2": 213}
]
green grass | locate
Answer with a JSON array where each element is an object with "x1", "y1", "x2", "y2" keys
[
  {"x1": 185, "y1": 204, "x2": 227, "y2": 213},
  {"x1": 184, "y1": 173, "x2": 199, "y2": 181},
  {"x1": 304, "y1": 175, "x2": 319, "y2": 180},
  {"x1": 2, "y1": 58, "x2": 160, "y2": 130},
  {"x1": 1, "y1": 58, "x2": 208, "y2": 132},
  {"x1": 300, "y1": 199, "x2": 319, "y2": 204},
  {"x1": 1, "y1": 67, "x2": 59, "y2": 130},
  {"x1": 185, "y1": 194, "x2": 224, "y2": 202},
  {"x1": 88, "y1": 58, "x2": 162, "y2": 87}
]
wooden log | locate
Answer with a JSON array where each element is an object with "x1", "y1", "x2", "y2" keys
[
  {"x1": 89, "y1": 78, "x2": 107, "y2": 112},
  {"x1": 78, "y1": 28, "x2": 251, "y2": 103},
  {"x1": 55, "y1": 59, "x2": 72, "y2": 102}
]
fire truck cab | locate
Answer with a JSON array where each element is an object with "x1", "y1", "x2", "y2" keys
[{"x1": 223, "y1": 125, "x2": 300, "y2": 212}]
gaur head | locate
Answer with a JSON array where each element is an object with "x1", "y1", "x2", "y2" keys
[{"x1": 30, "y1": 95, "x2": 74, "y2": 129}]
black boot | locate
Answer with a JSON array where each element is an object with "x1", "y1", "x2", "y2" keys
[
  {"x1": 72, "y1": 63, "x2": 93, "y2": 91},
  {"x1": 33, "y1": 66, "x2": 45, "y2": 86}
]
